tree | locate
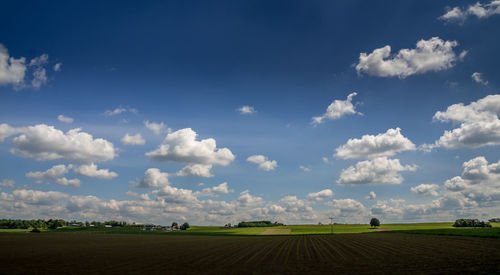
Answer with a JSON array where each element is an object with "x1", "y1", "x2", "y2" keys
[
  {"x1": 181, "y1": 222, "x2": 190, "y2": 230},
  {"x1": 370, "y1": 218, "x2": 380, "y2": 228},
  {"x1": 171, "y1": 222, "x2": 178, "y2": 228}
]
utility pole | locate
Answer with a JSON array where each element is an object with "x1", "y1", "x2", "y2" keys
[{"x1": 328, "y1": 217, "x2": 334, "y2": 234}]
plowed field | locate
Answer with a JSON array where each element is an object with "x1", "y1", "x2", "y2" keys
[{"x1": 1, "y1": 232, "x2": 499, "y2": 274}]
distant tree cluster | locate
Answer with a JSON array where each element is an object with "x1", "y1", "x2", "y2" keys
[
  {"x1": 237, "y1": 221, "x2": 284, "y2": 227},
  {"x1": 0, "y1": 219, "x2": 67, "y2": 229},
  {"x1": 0, "y1": 219, "x2": 130, "y2": 229},
  {"x1": 489, "y1": 218, "x2": 500, "y2": 223},
  {"x1": 453, "y1": 219, "x2": 492, "y2": 228}
]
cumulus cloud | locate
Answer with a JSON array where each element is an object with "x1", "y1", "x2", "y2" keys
[
  {"x1": 0, "y1": 123, "x2": 23, "y2": 142},
  {"x1": 121, "y1": 133, "x2": 145, "y2": 145},
  {"x1": 246, "y1": 155, "x2": 278, "y2": 171},
  {"x1": 335, "y1": 128, "x2": 416, "y2": 159},
  {"x1": 326, "y1": 198, "x2": 367, "y2": 222},
  {"x1": 28, "y1": 54, "x2": 48, "y2": 89},
  {"x1": 73, "y1": 163, "x2": 118, "y2": 179},
  {"x1": 0, "y1": 179, "x2": 15, "y2": 188},
  {"x1": 53, "y1": 63, "x2": 62, "y2": 72},
  {"x1": 426, "y1": 94, "x2": 500, "y2": 150},
  {"x1": 365, "y1": 191, "x2": 376, "y2": 200},
  {"x1": 176, "y1": 164, "x2": 213, "y2": 178},
  {"x1": 279, "y1": 196, "x2": 313, "y2": 213},
  {"x1": 355, "y1": 37, "x2": 463, "y2": 78},
  {"x1": 57, "y1": 115, "x2": 74, "y2": 123},
  {"x1": 312, "y1": 92, "x2": 360, "y2": 124},
  {"x1": 135, "y1": 168, "x2": 170, "y2": 188},
  {"x1": 147, "y1": 128, "x2": 235, "y2": 166},
  {"x1": 55, "y1": 177, "x2": 81, "y2": 187},
  {"x1": 104, "y1": 107, "x2": 137, "y2": 116},
  {"x1": 25, "y1": 164, "x2": 72, "y2": 180},
  {"x1": 337, "y1": 157, "x2": 417, "y2": 185},
  {"x1": 471, "y1": 72, "x2": 488, "y2": 86},
  {"x1": 0, "y1": 44, "x2": 53, "y2": 89},
  {"x1": 439, "y1": 1, "x2": 500, "y2": 23},
  {"x1": 0, "y1": 44, "x2": 26, "y2": 86},
  {"x1": 411, "y1": 184, "x2": 439, "y2": 196},
  {"x1": 306, "y1": 189, "x2": 333, "y2": 201},
  {"x1": 10, "y1": 124, "x2": 116, "y2": 163},
  {"x1": 12, "y1": 189, "x2": 68, "y2": 205},
  {"x1": 152, "y1": 185, "x2": 198, "y2": 204},
  {"x1": 237, "y1": 105, "x2": 256, "y2": 115},
  {"x1": 196, "y1": 182, "x2": 233, "y2": 197},
  {"x1": 237, "y1": 190, "x2": 264, "y2": 207},
  {"x1": 144, "y1": 121, "x2": 165, "y2": 135}
]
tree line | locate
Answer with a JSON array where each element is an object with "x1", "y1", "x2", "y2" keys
[
  {"x1": 237, "y1": 221, "x2": 284, "y2": 227},
  {"x1": 453, "y1": 219, "x2": 492, "y2": 228},
  {"x1": 0, "y1": 219, "x2": 129, "y2": 229}
]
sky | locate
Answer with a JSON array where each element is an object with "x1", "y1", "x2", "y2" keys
[{"x1": 0, "y1": 0, "x2": 499, "y2": 225}]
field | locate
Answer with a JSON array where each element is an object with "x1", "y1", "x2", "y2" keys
[
  {"x1": 1, "y1": 232, "x2": 499, "y2": 274},
  {"x1": 3, "y1": 222, "x2": 500, "y2": 239}
]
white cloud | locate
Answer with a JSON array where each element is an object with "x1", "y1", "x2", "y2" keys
[
  {"x1": 441, "y1": 156, "x2": 500, "y2": 206},
  {"x1": 237, "y1": 105, "x2": 256, "y2": 115},
  {"x1": 0, "y1": 44, "x2": 26, "y2": 86},
  {"x1": 53, "y1": 63, "x2": 62, "y2": 72},
  {"x1": 312, "y1": 92, "x2": 360, "y2": 124},
  {"x1": 355, "y1": 37, "x2": 463, "y2": 78},
  {"x1": 10, "y1": 124, "x2": 116, "y2": 163},
  {"x1": 135, "y1": 168, "x2": 170, "y2": 188},
  {"x1": 299, "y1": 165, "x2": 311, "y2": 172},
  {"x1": 247, "y1": 155, "x2": 278, "y2": 171},
  {"x1": 411, "y1": 184, "x2": 439, "y2": 196},
  {"x1": 471, "y1": 72, "x2": 488, "y2": 86},
  {"x1": 237, "y1": 190, "x2": 264, "y2": 207},
  {"x1": 13, "y1": 189, "x2": 68, "y2": 205},
  {"x1": 196, "y1": 182, "x2": 233, "y2": 197},
  {"x1": 73, "y1": 163, "x2": 118, "y2": 179},
  {"x1": 146, "y1": 128, "x2": 235, "y2": 166},
  {"x1": 0, "y1": 123, "x2": 22, "y2": 142},
  {"x1": 26, "y1": 164, "x2": 72, "y2": 179},
  {"x1": 306, "y1": 189, "x2": 333, "y2": 201},
  {"x1": 337, "y1": 157, "x2": 417, "y2": 185},
  {"x1": 0, "y1": 44, "x2": 52, "y2": 89},
  {"x1": 57, "y1": 115, "x2": 74, "y2": 123},
  {"x1": 29, "y1": 54, "x2": 48, "y2": 89},
  {"x1": 322, "y1": 157, "x2": 329, "y2": 163},
  {"x1": 439, "y1": 1, "x2": 500, "y2": 23},
  {"x1": 0, "y1": 179, "x2": 15, "y2": 188},
  {"x1": 444, "y1": 176, "x2": 468, "y2": 191},
  {"x1": 335, "y1": 128, "x2": 416, "y2": 159},
  {"x1": 104, "y1": 107, "x2": 137, "y2": 116},
  {"x1": 365, "y1": 191, "x2": 376, "y2": 200},
  {"x1": 144, "y1": 121, "x2": 165, "y2": 135},
  {"x1": 326, "y1": 198, "x2": 367, "y2": 222},
  {"x1": 427, "y1": 94, "x2": 500, "y2": 150},
  {"x1": 176, "y1": 164, "x2": 213, "y2": 178},
  {"x1": 279, "y1": 196, "x2": 313, "y2": 213},
  {"x1": 125, "y1": 191, "x2": 150, "y2": 201},
  {"x1": 121, "y1": 133, "x2": 145, "y2": 145},
  {"x1": 152, "y1": 185, "x2": 198, "y2": 204},
  {"x1": 55, "y1": 177, "x2": 81, "y2": 187}
]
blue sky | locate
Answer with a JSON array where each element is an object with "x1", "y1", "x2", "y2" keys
[{"x1": 0, "y1": 0, "x2": 499, "y2": 225}]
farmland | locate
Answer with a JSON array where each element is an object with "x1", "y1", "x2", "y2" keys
[{"x1": 1, "y1": 232, "x2": 500, "y2": 274}]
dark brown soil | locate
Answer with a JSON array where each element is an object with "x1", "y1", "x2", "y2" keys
[{"x1": 1, "y1": 232, "x2": 499, "y2": 274}]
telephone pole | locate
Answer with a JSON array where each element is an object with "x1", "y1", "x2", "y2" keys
[{"x1": 328, "y1": 217, "x2": 334, "y2": 234}]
